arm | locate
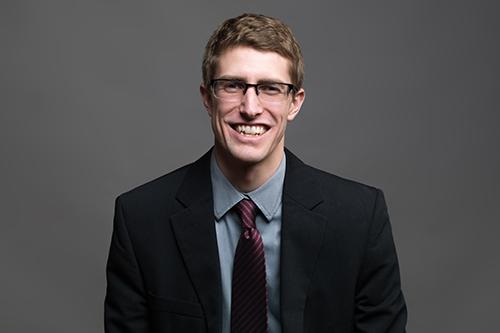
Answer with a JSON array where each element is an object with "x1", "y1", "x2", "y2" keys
[
  {"x1": 105, "y1": 196, "x2": 150, "y2": 333},
  {"x1": 354, "y1": 189, "x2": 407, "y2": 332}
]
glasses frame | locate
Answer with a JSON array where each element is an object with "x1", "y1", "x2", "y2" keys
[{"x1": 210, "y1": 78, "x2": 297, "y2": 102}]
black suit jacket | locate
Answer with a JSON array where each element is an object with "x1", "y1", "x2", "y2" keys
[{"x1": 105, "y1": 149, "x2": 407, "y2": 333}]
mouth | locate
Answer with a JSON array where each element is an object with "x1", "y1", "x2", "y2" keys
[{"x1": 231, "y1": 124, "x2": 269, "y2": 137}]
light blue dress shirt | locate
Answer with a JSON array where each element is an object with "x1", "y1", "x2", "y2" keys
[{"x1": 210, "y1": 152, "x2": 285, "y2": 333}]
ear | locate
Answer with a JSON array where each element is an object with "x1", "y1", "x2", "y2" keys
[
  {"x1": 200, "y1": 84, "x2": 213, "y2": 117},
  {"x1": 287, "y1": 88, "x2": 305, "y2": 121}
]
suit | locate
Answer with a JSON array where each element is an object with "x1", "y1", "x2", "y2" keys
[{"x1": 105, "y1": 149, "x2": 407, "y2": 332}]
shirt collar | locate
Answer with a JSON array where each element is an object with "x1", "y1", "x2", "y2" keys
[{"x1": 210, "y1": 151, "x2": 286, "y2": 222}]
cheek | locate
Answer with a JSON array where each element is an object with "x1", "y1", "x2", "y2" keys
[
  {"x1": 211, "y1": 108, "x2": 229, "y2": 132},
  {"x1": 274, "y1": 106, "x2": 292, "y2": 122},
  {"x1": 209, "y1": 107, "x2": 224, "y2": 122}
]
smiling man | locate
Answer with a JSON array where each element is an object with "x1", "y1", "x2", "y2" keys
[
  {"x1": 201, "y1": 46, "x2": 303, "y2": 192},
  {"x1": 105, "y1": 13, "x2": 407, "y2": 333}
]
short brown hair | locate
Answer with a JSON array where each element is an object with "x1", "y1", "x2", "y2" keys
[{"x1": 202, "y1": 13, "x2": 304, "y2": 90}]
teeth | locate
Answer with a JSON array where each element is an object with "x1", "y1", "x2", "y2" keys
[{"x1": 235, "y1": 125, "x2": 267, "y2": 136}]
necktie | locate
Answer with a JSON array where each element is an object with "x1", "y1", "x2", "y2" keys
[{"x1": 231, "y1": 199, "x2": 268, "y2": 333}]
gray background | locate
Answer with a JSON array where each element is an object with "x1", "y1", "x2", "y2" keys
[{"x1": 1, "y1": 0, "x2": 499, "y2": 332}]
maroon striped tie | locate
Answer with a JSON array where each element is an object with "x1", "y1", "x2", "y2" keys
[{"x1": 231, "y1": 199, "x2": 268, "y2": 333}]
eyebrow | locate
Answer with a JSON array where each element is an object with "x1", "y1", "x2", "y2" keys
[{"x1": 216, "y1": 75, "x2": 288, "y2": 84}]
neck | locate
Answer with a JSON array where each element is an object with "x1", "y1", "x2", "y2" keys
[{"x1": 214, "y1": 147, "x2": 284, "y2": 193}]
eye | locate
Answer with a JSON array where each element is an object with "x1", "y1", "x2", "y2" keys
[
  {"x1": 258, "y1": 83, "x2": 284, "y2": 95},
  {"x1": 222, "y1": 80, "x2": 245, "y2": 92}
]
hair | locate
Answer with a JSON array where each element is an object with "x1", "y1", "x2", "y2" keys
[{"x1": 202, "y1": 13, "x2": 304, "y2": 91}]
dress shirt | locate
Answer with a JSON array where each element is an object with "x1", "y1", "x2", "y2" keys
[{"x1": 210, "y1": 152, "x2": 285, "y2": 333}]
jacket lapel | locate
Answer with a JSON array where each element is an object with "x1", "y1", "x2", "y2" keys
[
  {"x1": 169, "y1": 151, "x2": 222, "y2": 333},
  {"x1": 280, "y1": 150, "x2": 328, "y2": 333}
]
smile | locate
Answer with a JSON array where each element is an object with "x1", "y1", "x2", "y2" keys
[{"x1": 232, "y1": 124, "x2": 268, "y2": 136}]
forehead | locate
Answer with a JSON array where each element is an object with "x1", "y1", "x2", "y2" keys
[{"x1": 215, "y1": 46, "x2": 291, "y2": 82}]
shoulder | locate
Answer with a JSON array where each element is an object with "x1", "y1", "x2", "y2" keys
[
  {"x1": 118, "y1": 163, "x2": 190, "y2": 204},
  {"x1": 312, "y1": 165, "x2": 380, "y2": 200},
  {"x1": 285, "y1": 149, "x2": 384, "y2": 215},
  {"x1": 114, "y1": 162, "x2": 193, "y2": 224},
  {"x1": 116, "y1": 150, "x2": 212, "y2": 209},
  {"x1": 286, "y1": 149, "x2": 381, "y2": 197}
]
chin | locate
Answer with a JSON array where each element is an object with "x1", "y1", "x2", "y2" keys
[
  {"x1": 229, "y1": 147, "x2": 266, "y2": 165},
  {"x1": 229, "y1": 142, "x2": 283, "y2": 167}
]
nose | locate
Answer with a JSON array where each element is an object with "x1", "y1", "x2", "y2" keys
[{"x1": 240, "y1": 86, "x2": 263, "y2": 118}]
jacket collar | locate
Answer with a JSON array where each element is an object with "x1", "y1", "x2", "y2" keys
[
  {"x1": 175, "y1": 148, "x2": 323, "y2": 207},
  {"x1": 175, "y1": 150, "x2": 213, "y2": 208},
  {"x1": 283, "y1": 148, "x2": 324, "y2": 209}
]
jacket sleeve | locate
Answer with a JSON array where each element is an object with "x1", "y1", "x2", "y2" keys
[
  {"x1": 105, "y1": 196, "x2": 150, "y2": 333},
  {"x1": 354, "y1": 189, "x2": 407, "y2": 332}
]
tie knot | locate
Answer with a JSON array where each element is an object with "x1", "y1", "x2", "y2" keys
[{"x1": 233, "y1": 199, "x2": 258, "y2": 229}]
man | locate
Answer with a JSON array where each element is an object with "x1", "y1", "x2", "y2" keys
[{"x1": 105, "y1": 13, "x2": 407, "y2": 333}]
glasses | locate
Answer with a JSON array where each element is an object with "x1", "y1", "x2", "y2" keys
[{"x1": 210, "y1": 79, "x2": 296, "y2": 103}]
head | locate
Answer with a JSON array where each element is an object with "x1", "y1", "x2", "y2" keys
[
  {"x1": 202, "y1": 13, "x2": 304, "y2": 92},
  {"x1": 200, "y1": 14, "x2": 305, "y2": 175}
]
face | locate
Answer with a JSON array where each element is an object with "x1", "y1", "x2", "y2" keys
[{"x1": 200, "y1": 46, "x2": 305, "y2": 170}]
